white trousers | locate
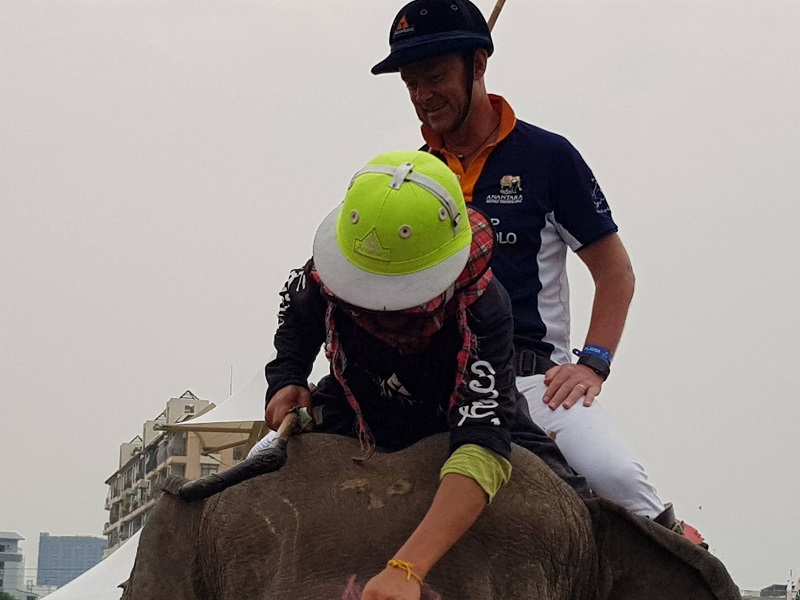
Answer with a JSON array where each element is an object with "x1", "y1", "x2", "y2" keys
[{"x1": 518, "y1": 374, "x2": 664, "y2": 518}]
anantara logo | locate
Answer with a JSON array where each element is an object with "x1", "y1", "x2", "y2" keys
[
  {"x1": 499, "y1": 174, "x2": 522, "y2": 194},
  {"x1": 486, "y1": 174, "x2": 523, "y2": 204}
]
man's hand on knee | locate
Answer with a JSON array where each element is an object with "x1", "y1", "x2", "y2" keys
[{"x1": 542, "y1": 364, "x2": 603, "y2": 409}]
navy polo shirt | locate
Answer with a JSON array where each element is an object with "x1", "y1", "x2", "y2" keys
[{"x1": 424, "y1": 96, "x2": 618, "y2": 364}]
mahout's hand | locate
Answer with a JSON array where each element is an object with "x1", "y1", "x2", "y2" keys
[
  {"x1": 542, "y1": 364, "x2": 603, "y2": 409},
  {"x1": 264, "y1": 384, "x2": 313, "y2": 431},
  {"x1": 361, "y1": 567, "x2": 422, "y2": 600}
]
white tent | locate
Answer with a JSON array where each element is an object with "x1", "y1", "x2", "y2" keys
[
  {"x1": 44, "y1": 531, "x2": 140, "y2": 600},
  {"x1": 160, "y1": 356, "x2": 329, "y2": 454},
  {"x1": 158, "y1": 368, "x2": 269, "y2": 453}
]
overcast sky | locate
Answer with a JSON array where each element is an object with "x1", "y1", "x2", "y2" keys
[{"x1": 1, "y1": 0, "x2": 798, "y2": 592}]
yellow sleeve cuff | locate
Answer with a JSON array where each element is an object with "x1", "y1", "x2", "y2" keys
[{"x1": 440, "y1": 444, "x2": 512, "y2": 503}]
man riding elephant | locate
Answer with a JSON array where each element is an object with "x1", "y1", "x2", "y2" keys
[
  {"x1": 369, "y1": 0, "x2": 704, "y2": 543},
  {"x1": 122, "y1": 154, "x2": 740, "y2": 600},
  {"x1": 119, "y1": 1, "x2": 735, "y2": 588},
  {"x1": 263, "y1": 149, "x2": 591, "y2": 598}
]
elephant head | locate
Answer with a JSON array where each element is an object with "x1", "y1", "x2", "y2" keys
[{"x1": 122, "y1": 433, "x2": 740, "y2": 600}]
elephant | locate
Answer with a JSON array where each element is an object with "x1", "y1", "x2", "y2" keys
[{"x1": 122, "y1": 432, "x2": 741, "y2": 599}]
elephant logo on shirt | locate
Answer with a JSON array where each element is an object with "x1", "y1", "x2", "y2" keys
[{"x1": 499, "y1": 175, "x2": 522, "y2": 194}]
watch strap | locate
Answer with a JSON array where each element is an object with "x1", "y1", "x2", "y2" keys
[{"x1": 576, "y1": 353, "x2": 611, "y2": 381}]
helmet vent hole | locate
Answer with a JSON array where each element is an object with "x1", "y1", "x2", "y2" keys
[
  {"x1": 349, "y1": 210, "x2": 360, "y2": 224},
  {"x1": 438, "y1": 207, "x2": 448, "y2": 221},
  {"x1": 451, "y1": 4, "x2": 459, "y2": 10},
  {"x1": 398, "y1": 225, "x2": 413, "y2": 239},
  {"x1": 420, "y1": 8, "x2": 428, "y2": 15}
]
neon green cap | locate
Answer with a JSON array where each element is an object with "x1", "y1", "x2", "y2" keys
[{"x1": 313, "y1": 150, "x2": 472, "y2": 311}]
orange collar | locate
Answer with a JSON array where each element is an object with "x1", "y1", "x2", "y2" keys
[
  {"x1": 421, "y1": 94, "x2": 516, "y2": 153},
  {"x1": 421, "y1": 95, "x2": 517, "y2": 203}
]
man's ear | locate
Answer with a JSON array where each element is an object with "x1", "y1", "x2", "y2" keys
[{"x1": 473, "y1": 49, "x2": 489, "y2": 80}]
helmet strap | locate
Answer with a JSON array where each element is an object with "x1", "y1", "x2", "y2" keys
[
  {"x1": 350, "y1": 163, "x2": 463, "y2": 235},
  {"x1": 453, "y1": 50, "x2": 476, "y2": 132},
  {"x1": 389, "y1": 161, "x2": 415, "y2": 189}
]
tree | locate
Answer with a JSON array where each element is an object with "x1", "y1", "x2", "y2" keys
[{"x1": 0, "y1": 591, "x2": 18, "y2": 600}]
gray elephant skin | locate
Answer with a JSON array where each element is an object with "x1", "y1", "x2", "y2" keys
[{"x1": 122, "y1": 433, "x2": 740, "y2": 599}]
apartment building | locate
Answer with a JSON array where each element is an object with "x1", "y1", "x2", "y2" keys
[
  {"x1": 102, "y1": 391, "x2": 240, "y2": 557},
  {"x1": 36, "y1": 533, "x2": 105, "y2": 587},
  {"x1": 0, "y1": 532, "x2": 37, "y2": 600}
]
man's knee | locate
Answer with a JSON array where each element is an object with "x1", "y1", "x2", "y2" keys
[{"x1": 595, "y1": 457, "x2": 647, "y2": 495}]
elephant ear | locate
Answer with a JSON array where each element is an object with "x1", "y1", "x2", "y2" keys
[
  {"x1": 586, "y1": 498, "x2": 740, "y2": 600},
  {"x1": 123, "y1": 475, "x2": 210, "y2": 600}
]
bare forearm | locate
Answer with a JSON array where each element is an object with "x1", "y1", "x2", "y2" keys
[
  {"x1": 392, "y1": 473, "x2": 487, "y2": 579},
  {"x1": 578, "y1": 233, "x2": 635, "y2": 355},
  {"x1": 585, "y1": 267, "x2": 634, "y2": 354},
  {"x1": 544, "y1": 234, "x2": 635, "y2": 409}
]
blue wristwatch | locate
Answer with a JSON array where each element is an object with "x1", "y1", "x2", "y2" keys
[{"x1": 572, "y1": 345, "x2": 612, "y2": 381}]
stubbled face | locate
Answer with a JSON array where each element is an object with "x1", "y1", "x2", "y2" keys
[{"x1": 400, "y1": 53, "x2": 469, "y2": 135}]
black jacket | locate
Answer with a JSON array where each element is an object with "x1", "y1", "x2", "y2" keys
[{"x1": 268, "y1": 260, "x2": 547, "y2": 463}]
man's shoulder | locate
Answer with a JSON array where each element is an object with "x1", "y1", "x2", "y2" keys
[
  {"x1": 488, "y1": 95, "x2": 579, "y2": 153},
  {"x1": 508, "y1": 118, "x2": 577, "y2": 154}
]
